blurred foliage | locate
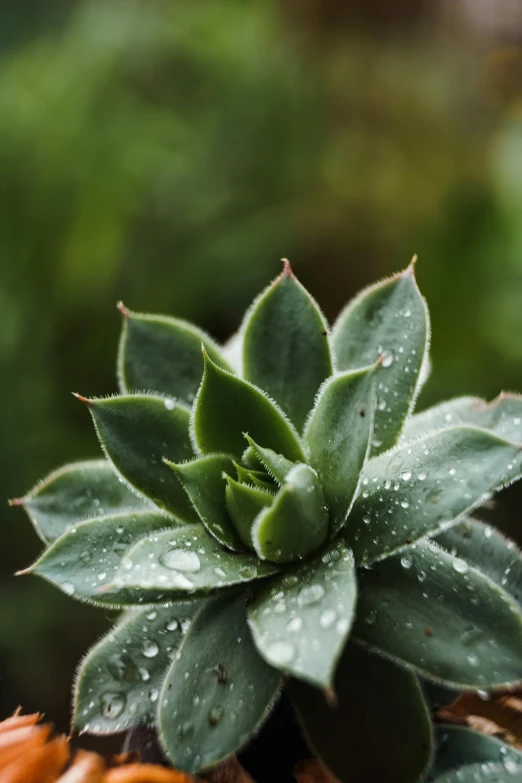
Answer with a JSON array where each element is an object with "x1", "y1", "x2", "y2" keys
[{"x1": 1, "y1": 0, "x2": 522, "y2": 748}]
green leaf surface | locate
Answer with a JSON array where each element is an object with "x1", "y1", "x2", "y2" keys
[
  {"x1": 428, "y1": 726, "x2": 522, "y2": 782},
  {"x1": 12, "y1": 459, "x2": 151, "y2": 543},
  {"x1": 332, "y1": 263, "x2": 429, "y2": 455},
  {"x1": 167, "y1": 455, "x2": 244, "y2": 551},
  {"x1": 290, "y1": 642, "x2": 432, "y2": 783},
  {"x1": 224, "y1": 477, "x2": 274, "y2": 549},
  {"x1": 349, "y1": 425, "x2": 522, "y2": 566},
  {"x1": 111, "y1": 525, "x2": 278, "y2": 600},
  {"x1": 74, "y1": 601, "x2": 200, "y2": 734},
  {"x1": 117, "y1": 305, "x2": 232, "y2": 403},
  {"x1": 232, "y1": 462, "x2": 272, "y2": 490},
  {"x1": 243, "y1": 435, "x2": 295, "y2": 484},
  {"x1": 253, "y1": 464, "x2": 329, "y2": 563},
  {"x1": 192, "y1": 352, "x2": 306, "y2": 462},
  {"x1": 435, "y1": 518, "x2": 522, "y2": 605},
  {"x1": 432, "y1": 762, "x2": 522, "y2": 783},
  {"x1": 82, "y1": 394, "x2": 198, "y2": 522},
  {"x1": 304, "y1": 364, "x2": 378, "y2": 536},
  {"x1": 402, "y1": 393, "x2": 522, "y2": 445},
  {"x1": 242, "y1": 262, "x2": 333, "y2": 431},
  {"x1": 248, "y1": 540, "x2": 356, "y2": 688},
  {"x1": 158, "y1": 594, "x2": 281, "y2": 773},
  {"x1": 353, "y1": 539, "x2": 522, "y2": 688},
  {"x1": 29, "y1": 511, "x2": 173, "y2": 606}
]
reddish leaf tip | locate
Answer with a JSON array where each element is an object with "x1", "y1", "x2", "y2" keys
[
  {"x1": 324, "y1": 686, "x2": 338, "y2": 707},
  {"x1": 281, "y1": 258, "x2": 295, "y2": 278},
  {"x1": 8, "y1": 497, "x2": 24, "y2": 507},
  {"x1": 116, "y1": 300, "x2": 132, "y2": 318},
  {"x1": 405, "y1": 254, "x2": 418, "y2": 275},
  {"x1": 72, "y1": 392, "x2": 92, "y2": 405},
  {"x1": 97, "y1": 583, "x2": 112, "y2": 593},
  {"x1": 15, "y1": 567, "x2": 32, "y2": 576}
]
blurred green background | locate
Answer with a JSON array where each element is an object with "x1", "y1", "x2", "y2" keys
[{"x1": 1, "y1": 0, "x2": 522, "y2": 746}]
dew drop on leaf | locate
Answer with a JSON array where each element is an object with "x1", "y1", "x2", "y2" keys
[
  {"x1": 466, "y1": 653, "x2": 479, "y2": 667},
  {"x1": 452, "y1": 558, "x2": 469, "y2": 575},
  {"x1": 286, "y1": 616, "x2": 303, "y2": 633},
  {"x1": 401, "y1": 470, "x2": 412, "y2": 481},
  {"x1": 142, "y1": 640, "x2": 160, "y2": 658},
  {"x1": 208, "y1": 705, "x2": 225, "y2": 726},
  {"x1": 400, "y1": 557, "x2": 412, "y2": 570},
  {"x1": 101, "y1": 692, "x2": 126, "y2": 720},
  {"x1": 297, "y1": 584, "x2": 325, "y2": 606},
  {"x1": 319, "y1": 609, "x2": 337, "y2": 628},
  {"x1": 160, "y1": 549, "x2": 201, "y2": 573},
  {"x1": 265, "y1": 640, "x2": 296, "y2": 665},
  {"x1": 107, "y1": 653, "x2": 139, "y2": 683}
]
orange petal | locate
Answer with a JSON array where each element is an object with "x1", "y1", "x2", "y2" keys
[
  {"x1": 0, "y1": 725, "x2": 53, "y2": 767},
  {"x1": 205, "y1": 756, "x2": 255, "y2": 783},
  {"x1": 0, "y1": 713, "x2": 42, "y2": 735},
  {"x1": 57, "y1": 750, "x2": 105, "y2": 783},
  {"x1": 104, "y1": 763, "x2": 199, "y2": 783},
  {"x1": 294, "y1": 759, "x2": 340, "y2": 783},
  {"x1": 1, "y1": 734, "x2": 69, "y2": 783}
]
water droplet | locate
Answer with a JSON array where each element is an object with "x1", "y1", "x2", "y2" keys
[
  {"x1": 164, "y1": 398, "x2": 175, "y2": 411},
  {"x1": 149, "y1": 688, "x2": 159, "y2": 703},
  {"x1": 208, "y1": 705, "x2": 224, "y2": 726},
  {"x1": 382, "y1": 352, "x2": 394, "y2": 368},
  {"x1": 403, "y1": 309, "x2": 412, "y2": 318},
  {"x1": 401, "y1": 557, "x2": 412, "y2": 570},
  {"x1": 362, "y1": 515, "x2": 371, "y2": 525},
  {"x1": 514, "y1": 417, "x2": 521, "y2": 426},
  {"x1": 62, "y1": 582, "x2": 75, "y2": 595},
  {"x1": 401, "y1": 470, "x2": 412, "y2": 481},
  {"x1": 418, "y1": 472, "x2": 427, "y2": 481},
  {"x1": 146, "y1": 610, "x2": 157, "y2": 621},
  {"x1": 452, "y1": 558, "x2": 469, "y2": 575},
  {"x1": 365, "y1": 609, "x2": 378, "y2": 625},
  {"x1": 266, "y1": 640, "x2": 296, "y2": 665},
  {"x1": 320, "y1": 609, "x2": 337, "y2": 628},
  {"x1": 287, "y1": 616, "x2": 303, "y2": 633},
  {"x1": 160, "y1": 549, "x2": 201, "y2": 572},
  {"x1": 400, "y1": 500, "x2": 410, "y2": 509},
  {"x1": 298, "y1": 584, "x2": 325, "y2": 606},
  {"x1": 139, "y1": 667, "x2": 150, "y2": 682},
  {"x1": 107, "y1": 653, "x2": 139, "y2": 683},
  {"x1": 142, "y1": 640, "x2": 159, "y2": 658},
  {"x1": 466, "y1": 653, "x2": 479, "y2": 667},
  {"x1": 79, "y1": 550, "x2": 92, "y2": 564},
  {"x1": 167, "y1": 619, "x2": 179, "y2": 632},
  {"x1": 101, "y1": 692, "x2": 125, "y2": 720},
  {"x1": 448, "y1": 467, "x2": 456, "y2": 476}
]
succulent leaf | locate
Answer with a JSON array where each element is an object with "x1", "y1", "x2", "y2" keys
[
  {"x1": 290, "y1": 642, "x2": 433, "y2": 783},
  {"x1": 247, "y1": 540, "x2": 356, "y2": 688},
  {"x1": 166, "y1": 455, "x2": 244, "y2": 551},
  {"x1": 431, "y1": 762, "x2": 522, "y2": 782},
  {"x1": 242, "y1": 261, "x2": 333, "y2": 431},
  {"x1": 402, "y1": 394, "x2": 522, "y2": 445},
  {"x1": 11, "y1": 459, "x2": 151, "y2": 544},
  {"x1": 353, "y1": 539, "x2": 522, "y2": 688},
  {"x1": 435, "y1": 517, "x2": 522, "y2": 604},
  {"x1": 332, "y1": 262, "x2": 429, "y2": 456},
  {"x1": 117, "y1": 306, "x2": 232, "y2": 403},
  {"x1": 74, "y1": 600, "x2": 200, "y2": 734},
  {"x1": 243, "y1": 435, "x2": 295, "y2": 484},
  {"x1": 158, "y1": 593, "x2": 281, "y2": 773},
  {"x1": 28, "y1": 511, "x2": 172, "y2": 605},
  {"x1": 349, "y1": 425, "x2": 522, "y2": 566},
  {"x1": 304, "y1": 364, "x2": 378, "y2": 536},
  {"x1": 428, "y1": 725, "x2": 522, "y2": 782},
  {"x1": 81, "y1": 394, "x2": 198, "y2": 523},
  {"x1": 253, "y1": 464, "x2": 329, "y2": 563},
  {"x1": 111, "y1": 525, "x2": 279, "y2": 600},
  {"x1": 224, "y1": 477, "x2": 274, "y2": 550},
  {"x1": 192, "y1": 352, "x2": 306, "y2": 462}
]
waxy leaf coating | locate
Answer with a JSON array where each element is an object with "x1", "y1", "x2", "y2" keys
[
  {"x1": 82, "y1": 394, "x2": 198, "y2": 523},
  {"x1": 158, "y1": 594, "x2": 281, "y2": 773},
  {"x1": 253, "y1": 464, "x2": 328, "y2": 563},
  {"x1": 29, "y1": 511, "x2": 172, "y2": 606},
  {"x1": 192, "y1": 352, "x2": 305, "y2": 462},
  {"x1": 111, "y1": 525, "x2": 278, "y2": 599},
  {"x1": 118, "y1": 306, "x2": 232, "y2": 403},
  {"x1": 242, "y1": 262, "x2": 333, "y2": 431},
  {"x1": 349, "y1": 425, "x2": 522, "y2": 566},
  {"x1": 290, "y1": 642, "x2": 433, "y2": 783},
  {"x1": 353, "y1": 539, "x2": 522, "y2": 688},
  {"x1": 74, "y1": 601, "x2": 200, "y2": 733},
  {"x1": 305, "y1": 364, "x2": 378, "y2": 536},
  {"x1": 428, "y1": 726, "x2": 522, "y2": 783},
  {"x1": 248, "y1": 540, "x2": 356, "y2": 688},
  {"x1": 332, "y1": 263, "x2": 429, "y2": 455},
  {"x1": 12, "y1": 459, "x2": 151, "y2": 543}
]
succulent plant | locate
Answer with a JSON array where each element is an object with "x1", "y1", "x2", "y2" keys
[{"x1": 12, "y1": 260, "x2": 522, "y2": 782}]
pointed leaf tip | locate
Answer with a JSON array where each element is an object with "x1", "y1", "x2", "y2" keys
[
  {"x1": 116, "y1": 300, "x2": 131, "y2": 318},
  {"x1": 8, "y1": 497, "x2": 24, "y2": 507},
  {"x1": 72, "y1": 392, "x2": 92, "y2": 405},
  {"x1": 15, "y1": 567, "x2": 32, "y2": 576},
  {"x1": 281, "y1": 258, "x2": 294, "y2": 277}
]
